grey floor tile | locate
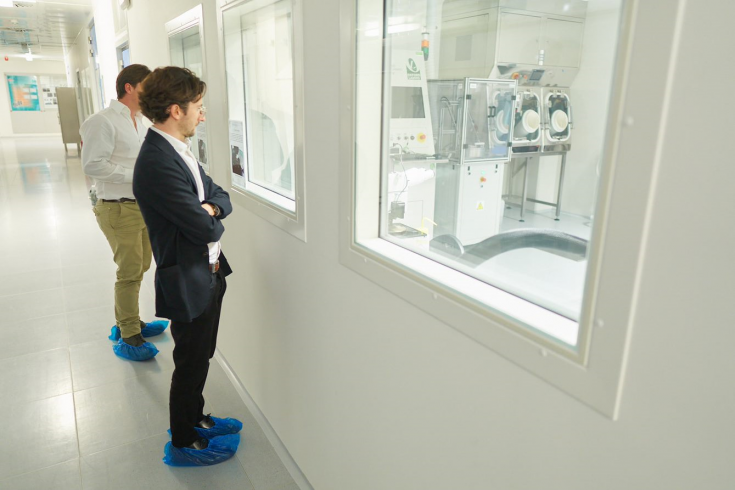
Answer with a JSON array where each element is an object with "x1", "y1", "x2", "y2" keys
[
  {"x1": 66, "y1": 301, "x2": 163, "y2": 348},
  {"x1": 0, "y1": 313, "x2": 68, "y2": 361},
  {"x1": 0, "y1": 221, "x2": 57, "y2": 242},
  {"x1": 0, "y1": 268, "x2": 63, "y2": 298},
  {"x1": 74, "y1": 372, "x2": 173, "y2": 457},
  {"x1": 66, "y1": 306, "x2": 115, "y2": 346},
  {"x1": 238, "y1": 441, "x2": 300, "y2": 490},
  {"x1": 60, "y1": 245, "x2": 113, "y2": 268},
  {"x1": 0, "y1": 459, "x2": 81, "y2": 490},
  {"x1": 0, "y1": 348, "x2": 73, "y2": 409},
  {"x1": 0, "y1": 289, "x2": 65, "y2": 325},
  {"x1": 0, "y1": 245, "x2": 61, "y2": 274},
  {"x1": 69, "y1": 335, "x2": 175, "y2": 392},
  {"x1": 63, "y1": 281, "x2": 114, "y2": 313},
  {"x1": 0, "y1": 394, "x2": 78, "y2": 481},
  {"x1": 61, "y1": 260, "x2": 117, "y2": 288},
  {"x1": 80, "y1": 433, "x2": 254, "y2": 490}
]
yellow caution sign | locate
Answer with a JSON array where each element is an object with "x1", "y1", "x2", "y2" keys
[{"x1": 477, "y1": 201, "x2": 485, "y2": 211}]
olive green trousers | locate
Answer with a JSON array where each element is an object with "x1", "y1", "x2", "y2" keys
[{"x1": 93, "y1": 201, "x2": 152, "y2": 338}]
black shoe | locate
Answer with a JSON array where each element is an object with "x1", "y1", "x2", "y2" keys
[
  {"x1": 196, "y1": 414, "x2": 216, "y2": 429},
  {"x1": 182, "y1": 438, "x2": 209, "y2": 450},
  {"x1": 122, "y1": 334, "x2": 146, "y2": 347}
]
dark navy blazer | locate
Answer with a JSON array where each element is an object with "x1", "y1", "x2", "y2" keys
[{"x1": 133, "y1": 129, "x2": 233, "y2": 323}]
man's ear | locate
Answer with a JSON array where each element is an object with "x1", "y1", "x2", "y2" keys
[{"x1": 125, "y1": 83, "x2": 135, "y2": 95}]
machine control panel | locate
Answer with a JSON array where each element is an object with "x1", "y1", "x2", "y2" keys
[{"x1": 391, "y1": 132, "x2": 428, "y2": 144}]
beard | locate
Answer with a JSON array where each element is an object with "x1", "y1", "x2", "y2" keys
[{"x1": 181, "y1": 121, "x2": 197, "y2": 139}]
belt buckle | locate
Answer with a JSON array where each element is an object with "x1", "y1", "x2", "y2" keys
[{"x1": 209, "y1": 260, "x2": 220, "y2": 273}]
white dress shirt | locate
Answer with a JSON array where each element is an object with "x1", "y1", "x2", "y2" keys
[
  {"x1": 150, "y1": 127, "x2": 221, "y2": 265},
  {"x1": 79, "y1": 99, "x2": 150, "y2": 200}
]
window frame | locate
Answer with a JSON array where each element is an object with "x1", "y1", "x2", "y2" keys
[
  {"x1": 339, "y1": 0, "x2": 680, "y2": 419},
  {"x1": 166, "y1": 5, "x2": 212, "y2": 175},
  {"x1": 217, "y1": 0, "x2": 307, "y2": 242}
]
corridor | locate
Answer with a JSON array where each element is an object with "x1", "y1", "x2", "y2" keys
[{"x1": 0, "y1": 136, "x2": 298, "y2": 489}]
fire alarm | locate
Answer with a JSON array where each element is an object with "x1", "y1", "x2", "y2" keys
[{"x1": 3, "y1": 57, "x2": 8, "y2": 62}]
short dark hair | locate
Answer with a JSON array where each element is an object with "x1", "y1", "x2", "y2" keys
[
  {"x1": 115, "y1": 64, "x2": 151, "y2": 99},
  {"x1": 139, "y1": 67, "x2": 207, "y2": 123}
]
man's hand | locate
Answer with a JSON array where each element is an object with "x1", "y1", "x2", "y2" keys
[{"x1": 201, "y1": 203, "x2": 216, "y2": 216}]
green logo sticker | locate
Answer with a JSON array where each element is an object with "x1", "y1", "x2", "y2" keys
[{"x1": 406, "y1": 58, "x2": 421, "y2": 80}]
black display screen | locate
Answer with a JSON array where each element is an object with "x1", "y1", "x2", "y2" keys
[
  {"x1": 391, "y1": 87, "x2": 426, "y2": 119},
  {"x1": 530, "y1": 70, "x2": 545, "y2": 81}
]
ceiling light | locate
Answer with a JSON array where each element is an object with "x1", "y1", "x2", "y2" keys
[
  {"x1": 24, "y1": 52, "x2": 33, "y2": 61},
  {"x1": 0, "y1": 0, "x2": 14, "y2": 7}
]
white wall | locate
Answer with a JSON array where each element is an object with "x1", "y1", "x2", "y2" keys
[
  {"x1": 92, "y1": 0, "x2": 119, "y2": 109},
  {"x1": 115, "y1": 0, "x2": 734, "y2": 488},
  {"x1": 65, "y1": 0, "x2": 128, "y2": 120},
  {"x1": 0, "y1": 58, "x2": 67, "y2": 137}
]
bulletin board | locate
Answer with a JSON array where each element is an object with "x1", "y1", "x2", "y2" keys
[{"x1": 6, "y1": 75, "x2": 41, "y2": 112}]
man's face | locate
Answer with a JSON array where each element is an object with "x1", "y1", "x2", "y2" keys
[{"x1": 179, "y1": 96, "x2": 205, "y2": 139}]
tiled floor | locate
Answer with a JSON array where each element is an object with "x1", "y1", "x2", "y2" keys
[{"x1": 0, "y1": 137, "x2": 299, "y2": 490}]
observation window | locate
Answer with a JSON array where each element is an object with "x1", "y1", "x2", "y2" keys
[
  {"x1": 167, "y1": 6, "x2": 211, "y2": 174},
  {"x1": 223, "y1": 0, "x2": 297, "y2": 212},
  {"x1": 352, "y1": 0, "x2": 624, "y2": 350}
]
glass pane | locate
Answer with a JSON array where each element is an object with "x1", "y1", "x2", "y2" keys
[
  {"x1": 169, "y1": 25, "x2": 210, "y2": 173},
  {"x1": 121, "y1": 48, "x2": 131, "y2": 68},
  {"x1": 356, "y1": 0, "x2": 625, "y2": 342},
  {"x1": 223, "y1": 0, "x2": 295, "y2": 202}
]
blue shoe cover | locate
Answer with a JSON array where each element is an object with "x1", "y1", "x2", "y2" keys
[
  {"x1": 196, "y1": 416, "x2": 243, "y2": 438},
  {"x1": 141, "y1": 320, "x2": 169, "y2": 337},
  {"x1": 108, "y1": 326, "x2": 121, "y2": 341},
  {"x1": 112, "y1": 339, "x2": 159, "y2": 361},
  {"x1": 163, "y1": 433, "x2": 240, "y2": 467},
  {"x1": 167, "y1": 416, "x2": 243, "y2": 439},
  {"x1": 109, "y1": 320, "x2": 169, "y2": 341}
]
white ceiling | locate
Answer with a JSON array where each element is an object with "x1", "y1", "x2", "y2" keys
[{"x1": 0, "y1": 0, "x2": 93, "y2": 58}]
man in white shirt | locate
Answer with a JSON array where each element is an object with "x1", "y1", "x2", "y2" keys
[
  {"x1": 80, "y1": 64, "x2": 167, "y2": 361},
  {"x1": 134, "y1": 66, "x2": 240, "y2": 466}
]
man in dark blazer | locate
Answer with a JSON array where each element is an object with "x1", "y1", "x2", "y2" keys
[{"x1": 134, "y1": 67, "x2": 241, "y2": 467}]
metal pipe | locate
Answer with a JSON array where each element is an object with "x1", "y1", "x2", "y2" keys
[
  {"x1": 555, "y1": 153, "x2": 567, "y2": 220},
  {"x1": 520, "y1": 156, "x2": 529, "y2": 221}
]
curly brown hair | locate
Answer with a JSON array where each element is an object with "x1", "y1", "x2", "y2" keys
[
  {"x1": 116, "y1": 64, "x2": 151, "y2": 99},
  {"x1": 139, "y1": 66, "x2": 207, "y2": 123}
]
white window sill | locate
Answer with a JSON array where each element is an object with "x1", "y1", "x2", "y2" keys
[
  {"x1": 235, "y1": 182, "x2": 296, "y2": 214},
  {"x1": 358, "y1": 237, "x2": 579, "y2": 347}
]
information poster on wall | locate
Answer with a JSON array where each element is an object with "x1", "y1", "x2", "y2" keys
[
  {"x1": 41, "y1": 87, "x2": 57, "y2": 108},
  {"x1": 6, "y1": 75, "x2": 41, "y2": 112},
  {"x1": 229, "y1": 120, "x2": 246, "y2": 189},
  {"x1": 195, "y1": 122, "x2": 209, "y2": 173},
  {"x1": 38, "y1": 75, "x2": 66, "y2": 109}
]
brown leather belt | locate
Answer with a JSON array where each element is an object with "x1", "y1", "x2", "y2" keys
[
  {"x1": 209, "y1": 260, "x2": 220, "y2": 273},
  {"x1": 102, "y1": 198, "x2": 136, "y2": 203}
]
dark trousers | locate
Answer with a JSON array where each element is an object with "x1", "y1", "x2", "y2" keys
[{"x1": 169, "y1": 268, "x2": 227, "y2": 447}]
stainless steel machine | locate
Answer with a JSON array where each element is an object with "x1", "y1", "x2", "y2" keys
[
  {"x1": 438, "y1": 0, "x2": 587, "y2": 221},
  {"x1": 427, "y1": 78, "x2": 517, "y2": 245}
]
